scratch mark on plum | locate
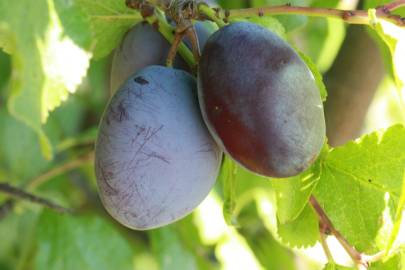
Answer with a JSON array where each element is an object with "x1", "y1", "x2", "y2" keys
[{"x1": 98, "y1": 161, "x2": 119, "y2": 196}]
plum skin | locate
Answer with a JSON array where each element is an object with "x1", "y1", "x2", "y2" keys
[
  {"x1": 110, "y1": 22, "x2": 214, "y2": 94},
  {"x1": 198, "y1": 22, "x2": 326, "y2": 178},
  {"x1": 96, "y1": 66, "x2": 222, "y2": 230}
]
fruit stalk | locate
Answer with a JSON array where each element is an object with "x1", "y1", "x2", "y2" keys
[{"x1": 143, "y1": 8, "x2": 196, "y2": 67}]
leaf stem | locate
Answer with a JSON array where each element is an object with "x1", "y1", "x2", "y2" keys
[{"x1": 198, "y1": 2, "x2": 405, "y2": 28}]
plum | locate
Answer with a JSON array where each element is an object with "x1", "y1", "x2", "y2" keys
[
  {"x1": 110, "y1": 21, "x2": 214, "y2": 94},
  {"x1": 95, "y1": 66, "x2": 222, "y2": 230},
  {"x1": 198, "y1": 22, "x2": 326, "y2": 178}
]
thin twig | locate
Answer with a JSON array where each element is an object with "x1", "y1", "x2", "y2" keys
[
  {"x1": 0, "y1": 152, "x2": 94, "y2": 220},
  {"x1": 382, "y1": 0, "x2": 405, "y2": 12},
  {"x1": 309, "y1": 195, "x2": 368, "y2": 269},
  {"x1": 199, "y1": 2, "x2": 405, "y2": 28},
  {"x1": 0, "y1": 183, "x2": 72, "y2": 213}
]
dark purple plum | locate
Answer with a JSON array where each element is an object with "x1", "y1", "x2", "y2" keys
[
  {"x1": 198, "y1": 22, "x2": 326, "y2": 178},
  {"x1": 96, "y1": 66, "x2": 222, "y2": 230},
  {"x1": 110, "y1": 21, "x2": 214, "y2": 94}
]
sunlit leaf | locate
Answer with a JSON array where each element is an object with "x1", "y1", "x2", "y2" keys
[
  {"x1": 368, "y1": 9, "x2": 405, "y2": 90},
  {"x1": 0, "y1": 0, "x2": 92, "y2": 159},
  {"x1": 315, "y1": 125, "x2": 405, "y2": 251}
]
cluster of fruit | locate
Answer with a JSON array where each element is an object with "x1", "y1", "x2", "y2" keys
[{"x1": 95, "y1": 19, "x2": 326, "y2": 230}]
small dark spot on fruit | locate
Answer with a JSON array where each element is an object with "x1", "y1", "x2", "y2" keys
[
  {"x1": 368, "y1": 179, "x2": 372, "y2": 183},
  {"x1": 134, "y1": 76, "x2": 149, "y2": 85}
]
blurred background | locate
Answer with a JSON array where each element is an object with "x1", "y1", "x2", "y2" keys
[{"x1": 0, "y1": 0, "x2": 404, "y2": 269}]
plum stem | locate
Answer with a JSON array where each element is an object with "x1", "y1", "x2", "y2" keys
[
  {"x1": 144, "y1": 8, "x2": 197, "y2": 68},
  {"x1": 166, "y1": 31, "x2": 185, "y2": 67},
  {"x1": 197, "y1": 1, "x2": 405, "y2": 28},
  {"x1": 198, "y1": 3, "x2": 226, "y2": 28}
]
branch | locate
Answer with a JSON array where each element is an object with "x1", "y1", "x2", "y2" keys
[
  {"x1": 198, "y1": 1, "x2": 405, "y2": 28},
  {"x1": 0, "y1": 152, "x2": 94, "y2": 220},
  {"x1": 0, "y1": 183, "x2": 72, "y2": 214},
  {"x1": 382, "y1": 0, "x2": 405, "y2": 12},
  {"x1": 309, "y1": 196, "x2": 366, "y2": 268}
]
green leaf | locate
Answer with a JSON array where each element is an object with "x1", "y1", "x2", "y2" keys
[
  {"x1": 0, "y1": 49, "x2": 11, "y2": 91},
  {"x1": 315, "y1": 125, "x2": 405, "y2": 252},
  {"x1": 385, "y1": 170, "x2": 405, "y2": 255},
  {"x1": 36, "y1": 211, "x2": 134, "y2": 270},
  {"x1": 272, "y1": 144, "x2": 327, "y2": 223},
  {"x1": 0, "y1": 0, "x2": 92, "y2": 159},
  {"x1": 277, "y1": 203, "x2": 319, "y2": 248},
  {"x1": 323, "y1": 263, "x2": 354, "y2": 270},
  {"x1": 368, "y1": 9, "x2": 405, "y2": 90},
  {"x1": 151, "y1": 227, "x2": 198, "y2": 270},
  {"x1": 221, "y1": 156, "x2": 239, "y2": 226},
  {"x1": 369, "y1": 253, "x2": 403, "y2": 270},
  {"x1": 77, "y1": 0, "x2": 142, "y2": 59},
  {"x1": 0, "y1": 108, "x2": 50, "y2": 182}
]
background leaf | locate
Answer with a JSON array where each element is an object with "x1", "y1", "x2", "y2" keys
[
  {"x1": 77, "y1": 0, "x2": 142, "y2": 59},
  {"x1": 151, "y1": 226, "x2": 199, "y2": 270},
  {"x1": 0, "y1": 0, "x2": 92, "y2": 159},
  {"x1": 36, "y1": 210, "x2": 134, "y2": 270}
]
